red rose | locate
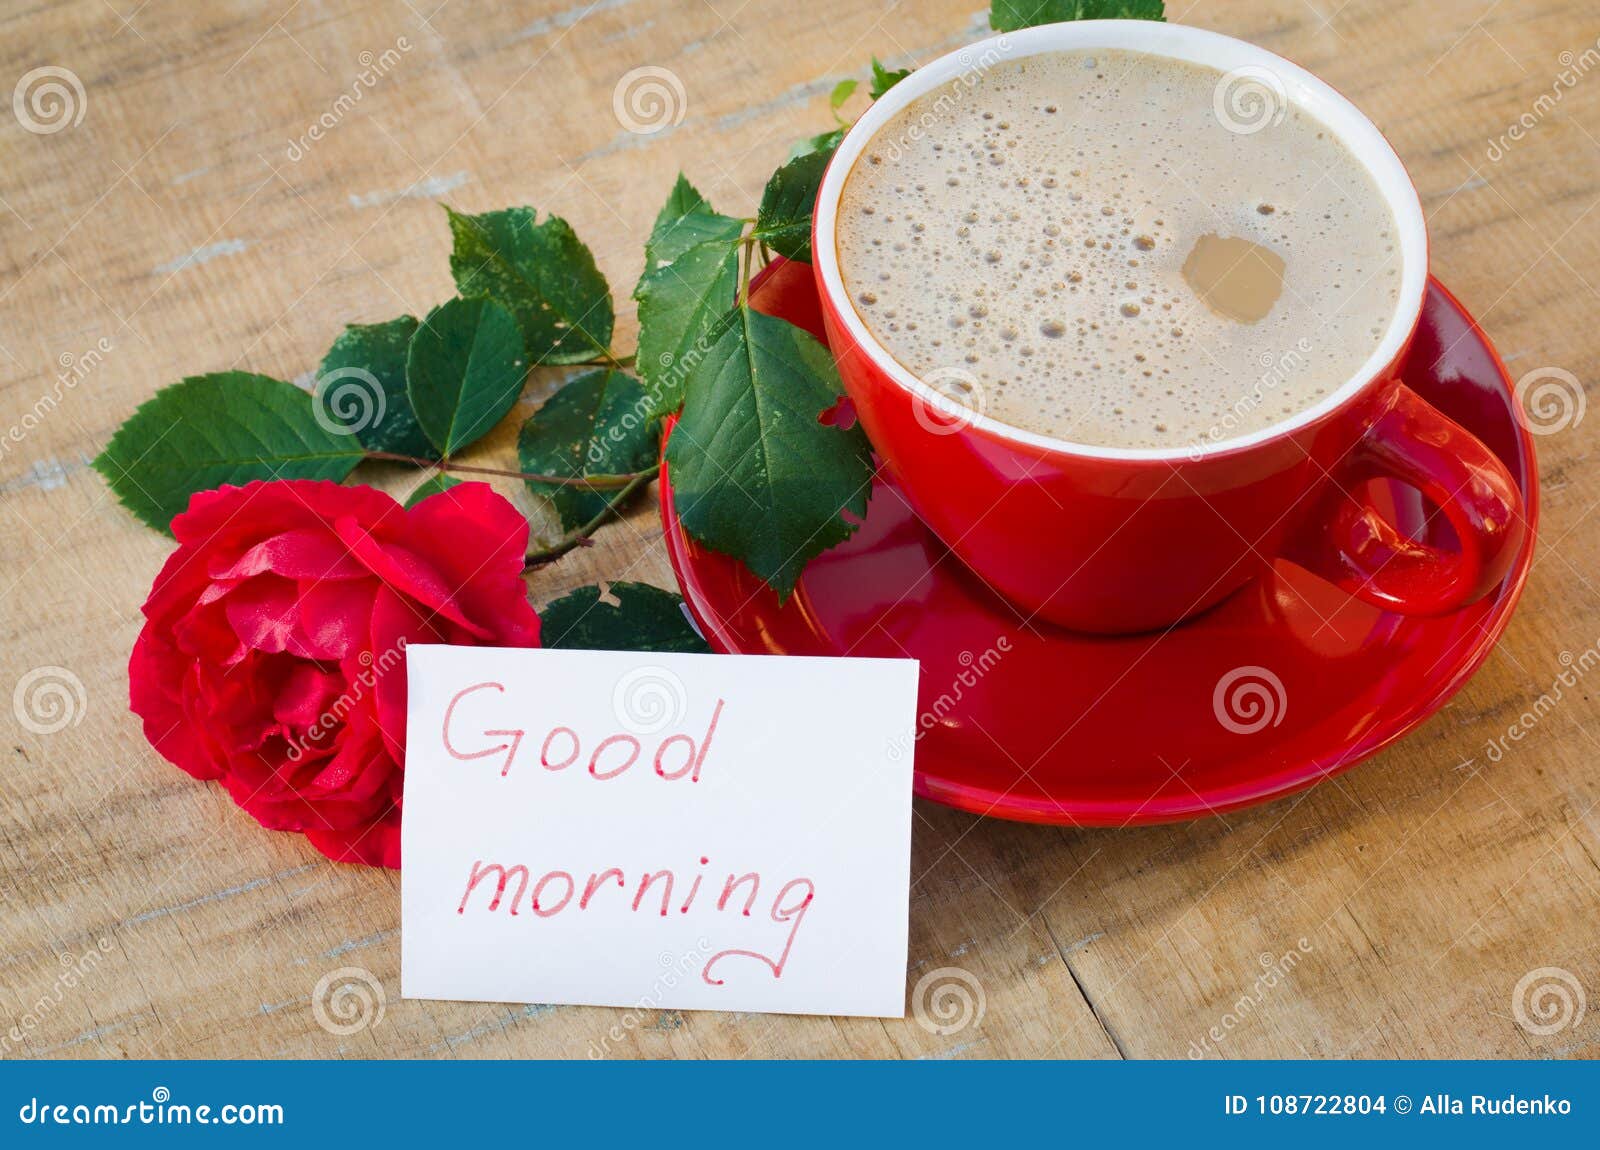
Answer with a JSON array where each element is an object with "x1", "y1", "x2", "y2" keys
[{"x1": 129, "y1": 479, "x2": 540, "y2": 868}]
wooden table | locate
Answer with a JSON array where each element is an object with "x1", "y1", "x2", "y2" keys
[{"x1": 3, "y1": 0, "x2": 1597, "y2": 1060}]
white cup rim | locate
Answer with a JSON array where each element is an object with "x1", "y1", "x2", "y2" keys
[{"x1": 811, "y1": 20, "x2": 1430, "y2": 463}]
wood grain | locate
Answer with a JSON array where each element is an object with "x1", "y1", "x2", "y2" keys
[{"x1": 2, "y1": 0, "x2": 1597, "y2": 1059}]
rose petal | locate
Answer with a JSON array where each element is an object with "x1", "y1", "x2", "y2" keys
[
  {"x1": 367, "y1": 584, "x2": 449, "y2": 764},
  {"x1": 173, "y1": 481, "x2": 402, "y2": 554},
  {"x1": 173, "y1": 596, "x2": 249, "y2": 665},
  {"x1": 404, "y1": 485, "x2": 529, "y2": 586},
  {"x1": 403, "y1": 482, "x2": 541, "y2": 647},
  {"x1": 274, "y1": 663, "x2": 342, "y2": 730},
  {"x1": 141, "y1": 539, "x2": 217, "y2": 627},
  {"x1": 298, "y1": 579, "x2": 376, "y2": 660},
  {"x1": 306, "y1": 807, "x2": 401, "y2": 868},
  {"x1": 306, "y1": 722, "x2": 393, "y2": 807},
  {"x1": 129, "y1": 628, "x2": 221, "y2": 780},
  {"x1": 333, "y1": 516, "x2": 492, "y2": 638},
  {"x1": 223, "y1": 576, "x2": 321, "y2": 659},
  {"x1": 209, "y1": 528, "x2": 369, "y2": 582}
]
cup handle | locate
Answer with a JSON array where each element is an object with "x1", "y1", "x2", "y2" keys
[{"x1": 1282, "y1": 383, "x2": 1527, "y2": 614}]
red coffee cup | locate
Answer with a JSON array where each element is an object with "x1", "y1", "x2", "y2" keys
[{"x1": 811, "y1": 20, "x2": 1526, "y2": 634}]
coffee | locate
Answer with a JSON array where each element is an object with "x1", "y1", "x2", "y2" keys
[{"x1": 835, "y1": 49, "x2": 1403, "y2": 450}]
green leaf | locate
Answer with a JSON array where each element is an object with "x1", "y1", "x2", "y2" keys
[
  {"x1": 92, "y1": 372, "x2": 364, "y2": 534},
  {"x1": 753, "y1": 147, "x2": 832, "y2": 263},
  {"x1": 446, "y1": 205, "x2": 614, "y2": 365},
  {"x1": 518, "y1": 369, "x2": 659, "y2": 532},
  {"x1": 830, "y1": 78, "x2": 858, "y2": 113},
  {"x1": 666, "y1": 307, "x2": 873, "y2": 599},
  {"x1": 642, "y1": 174, "x2": 740, "y2": 268},
  {"x1": 541, "y1": 582, "x2": 711, "y2": 654},
  {"x1": 989, "y1": 0, "x2": 1164, "y2": 32},
  {"x1": 869, "y1": 56, "x2": 910, "y2": 100},
  {"x1": 406, "y1": 296, "x2": 527, "y2": 458},
  {"x1": 633, "y1": 175, "x2": 743, "y2": 419},
  {"x1": 788, "y1": 127, "x2": 845, "y2": 162},
  {"x1": 404, "y1": 473, "x2": 462, "y2": 508},
  {"x1": 317, "y1": 315, "x2": 434, "y2": 458}
]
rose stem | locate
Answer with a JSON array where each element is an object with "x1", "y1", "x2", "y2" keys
[
  {"x1": 523, "y1": 466, "x2": 661, "y2": 568},
  {"x1": 364, "y1": 452, "x2": 653, "y2": 490},
  {"x1": 579, "y1": 350, "x2": 635, "y2": 369},
  {"x1": 737, "y1": 234, "x2": 756, "y2": 308}
]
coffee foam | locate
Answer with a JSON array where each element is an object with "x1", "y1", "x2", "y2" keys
[{"x1": 835, "y1": 49, "x2": 1403, "y2": 450}]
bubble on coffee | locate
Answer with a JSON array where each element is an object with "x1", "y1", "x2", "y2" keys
[{"x1": 835, "y1": 49, "x2": 1402, "y2": 450}]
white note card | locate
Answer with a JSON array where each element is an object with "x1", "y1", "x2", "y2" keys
[{"x1": 401, "y1": 645, "x2": 919, "y2": 1019}]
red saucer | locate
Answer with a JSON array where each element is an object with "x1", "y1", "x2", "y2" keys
[{"x1": 658, "y1": 260, "x2": 1539, "y2": 825}]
